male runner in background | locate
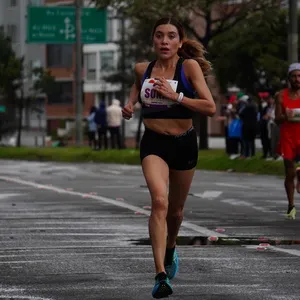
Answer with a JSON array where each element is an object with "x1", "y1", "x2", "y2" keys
[{"x1": 275, "y1": 63, "x2": 300, "y2": 220}]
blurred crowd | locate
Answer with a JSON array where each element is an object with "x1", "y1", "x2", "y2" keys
[
  {"x1": 86, "y1": 99, "x2": 123, "y2": 150},
  {"x1": 85, "y1": 92, "x2": 282, "y2": 158},
  {"x1": 218, "y1": 92, "x2": 280, "y2": 160}
]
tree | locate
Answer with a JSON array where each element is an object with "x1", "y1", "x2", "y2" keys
[
  {"x1": 0, "y1": 33, "x2": 22, "y2": 141},
  {"x1": 0, "y1": 33, "x2": 55, "y2": 147},
  {"x1": 210, "y1": 9, "x2": 290, "y2": 95},
  {"x1": 93, "y1": 0, "x2": 281, "y2": 149},
  {"x1": 15, "y1": 66, "x2": 55, "y2": 147}
]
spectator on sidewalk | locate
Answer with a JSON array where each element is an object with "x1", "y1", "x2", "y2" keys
[
  {"x1": 267, "y1": 94, "x2": 280, "y2": 160},
  {"x1": 227, "y1": 110, "x2": 242, "y2": 159},
  {"x1": 239, "y1": 95, "x2": 258, "y2": 158},
  {"x1": 86, "y1": 106, "x2": 97, "y2": 149},
  {"x1": 259, "y1": 93, "x2": 272, "y2": 159},
  {"x1": 94, "y1": 101, "x2": 108, "y2": 150},
  {"x1": 107, "y1": 99, "x2": 123, "y2": 149},
  {"x1": 217, "y1": 95, "x2": 237, "y2": 155}
]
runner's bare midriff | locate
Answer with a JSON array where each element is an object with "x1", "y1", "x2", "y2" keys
[{"x1": 143, "y1": 118, "x2": 193, "y2": 135}]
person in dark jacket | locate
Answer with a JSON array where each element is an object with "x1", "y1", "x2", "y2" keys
[
  {"x1": 87, "y1": 106, "x2": 97, "y2": 149},
  {"x1": 259, "y1": 93, "x2": 271, "y2": 158},
  {"x1": 94, "y1": 101, "x2": 108, "y2": 150},
  {"x1": 239, "y1": 95, "x2": 258, "y2": 158}
]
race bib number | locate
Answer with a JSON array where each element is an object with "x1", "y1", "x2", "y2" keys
[
  {"x1": 290, "y1": 108, "x2": 300, "y2": 122},
  {"x1": 140, "y1": 78, "x2": 178, "y2": 107}
]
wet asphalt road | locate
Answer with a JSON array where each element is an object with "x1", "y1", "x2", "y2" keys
[{"x1": 0, "y1": 160, "x2": 299, "y2": 300}]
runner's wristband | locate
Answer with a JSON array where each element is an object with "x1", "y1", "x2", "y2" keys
[{"x1": 176, "y1": 92, "x2": 184, "y2": 103}]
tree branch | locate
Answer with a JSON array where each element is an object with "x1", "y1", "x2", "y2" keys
[
  {"x1": 211, "y1": 5, "x2": 240, "y2": 24},
  {"x1": 191, "y1": 7, "x2": 206, "y2": 18},
  {"x1": 211, "y1": 0, "x2": 279, "y2": 39},
  {"x1": 212, "y1": 15, "x2": 244, "y2": 39},
  {"x1": 181, "y1": 19, "x2": 204, "y2": 42}
]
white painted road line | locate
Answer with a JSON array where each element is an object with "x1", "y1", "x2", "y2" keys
[
  {"x1": 215, "y1": 182, "x2": 252, "y2": 189},
  {"x1": 0, "y1": 233, "x2": 147, "y2": 236},
  {"x1": 0, "y1": 176, "x2": 227, "y2": 237},
  {"x1": 95, "y1": 185, "x2": 137, "y2": 189},
  {"x1": 190, "y1": 191, "x2": 223, "y2": 199},
  {"x1": 0, "y1": 260, "x2": 49, "y2": 264},
  {"x1": 221, "y1": 199, "x2": 277, "y2": 213},
  {"x1": 0, "y1": 187, "x2": 31, "y2": 190},
  {"x1": 62, "y1": 283, "x2": 262, "y2": 290},
  {"x1": 245, "y1": 245, "x2": 300, "y2": 257},
  {"x1": 101, "y1": 170, "x2": 122, "y2": 175},
  {"x1": 0, "y1": 287, "x2": 24, "y2": 292},
  {"x1": 0, "y1": 193, "x2": 24, "y2": 200},
  {"x1": 0, "y1": 295, "x2": 52, "y2": 300},
  {"x1": 0, "y1": 252, "x2": 153, "y2": 258}
]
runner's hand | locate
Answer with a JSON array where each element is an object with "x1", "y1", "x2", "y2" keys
[
  {"x1": 122, "y1": 103, "x2": 134, "y2": 120},
  {"x1": 153, "y1": 77, "x2": 177, "y2": 101}
]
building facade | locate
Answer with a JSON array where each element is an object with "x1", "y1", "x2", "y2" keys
[{"x1": 45, "y1": 0, "x2": 122, "y2": 139}]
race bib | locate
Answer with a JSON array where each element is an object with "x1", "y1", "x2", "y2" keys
[
  {"x1": 140, "y1": 78, "x2": 178, "y2": 107},
  {"x1": 290, "y1": 108, "x2": 300, "y2": 122}
]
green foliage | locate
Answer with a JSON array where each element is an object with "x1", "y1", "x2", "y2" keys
[
  {"x1": 94, "y1": 0, "x2": 280, "y2": 46},
  {"x1": 0, "y1": 32, "x2": 55, "y2": 100},
  {"x1": 31, "y1": 67, "x2": 55, "y2": 96},
  {"x1": 0, "y1": 33, "x2": 22, "y2": 95},
  {"x1": 0, "y1": 32, "x2": 55, "y2": 147},
  {"x1": 210, "y1": 9, "x2": 290, "y2": 93},
  {"x1": 93, "y1": 0, "x2": 282, "y2": 92}
]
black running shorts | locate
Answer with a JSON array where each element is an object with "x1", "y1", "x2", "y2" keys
[{"x1": 140, "y1": 127, "x2": 198, "y2": 170}]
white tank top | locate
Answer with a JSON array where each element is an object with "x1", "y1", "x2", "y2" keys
[{"x1": 140, "y1": 78, "x2": 179, "y2": 107}]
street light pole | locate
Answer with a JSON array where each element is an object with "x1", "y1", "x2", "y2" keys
[
  {"x1": 288, "y1": 0, "x2": 298, "y2": 64},
  {"x1": 75, "y1": 0, "x2": 83, "y2": 146},
  {"x1": 120, "y1": 11, "x2": 126, "y2": 148}
]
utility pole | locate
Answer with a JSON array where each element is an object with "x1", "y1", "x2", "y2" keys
[
  {"x1": 75, "y1": 0, "x2": 83, "y2": 146},
  {"x1": 120, "y1": 11, "x2": 126, "y2": 148},
  {"x1": 288, "y1": 0, "x2": 298, "y2": 64},
  {"x1": 16, "y1": 68, "x2": 25, "y2": 148}
]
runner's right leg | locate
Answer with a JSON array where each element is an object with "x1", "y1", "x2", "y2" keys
[{"x1": 284, "y1": 159, "x2": 297, "y2": 219}]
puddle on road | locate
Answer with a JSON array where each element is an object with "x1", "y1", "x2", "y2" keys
[{"x1": 131, "y1": 236, "x2": 300, "y2": 246}]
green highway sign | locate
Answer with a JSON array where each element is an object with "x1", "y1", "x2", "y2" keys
[{"x1": 26, "y1": 6, "x2": 107, "y2": 44}]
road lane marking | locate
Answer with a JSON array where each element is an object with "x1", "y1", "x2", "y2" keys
[
  {"x1": 245, "y1": 245, "x2": 300, "y2": 257},
  {"x1": 0, "y1": 176, "x2": 227, "y2": 237},
  {"x1": 215, "y1": 182, "x2": 252, "y2": 189},
  {"x1": 0, "y1": 193, "x2": 24, "y2": 200},
  {"x1": 221, "y1": 199, "x2": 276, "y2": 213},
  {"x1": 190, "y1": 191, "x2": 222, "y2": 199}
]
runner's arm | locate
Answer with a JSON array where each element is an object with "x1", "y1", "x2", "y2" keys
[
  {"x1": 275, "y1": 91, "x2": 287, "y2": 124},
  {"x1": 126, "y1": 63, "x2": 148, "y2": 106}
]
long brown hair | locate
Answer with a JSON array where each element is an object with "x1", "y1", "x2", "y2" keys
[{"x1": 152, "y1": 17, "x2": 212, "y2": 74}]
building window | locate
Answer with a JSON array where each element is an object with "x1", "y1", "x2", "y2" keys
[
  {"x1": 46, "y1": 45, "x2": 73, "y2": 68},
  {"x1": 8, "y1": 0, "x2": 17, "y2": 7},
  {"x1": 6, "y1": 25, "x2": 17, "y2": 42},
  {"x1": 84, "y1": 53, "x2": 96, "y2": 80},
  {"x1": 47, "y1": 82, "x2": 73, "y2": 105},
  {"x1": 100, "y1": 51, "x2": 115, "y2": 72}
]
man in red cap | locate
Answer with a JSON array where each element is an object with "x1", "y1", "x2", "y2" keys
[{"x1": 275, "y1": 63, "x2": 300, "y2": 219}]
